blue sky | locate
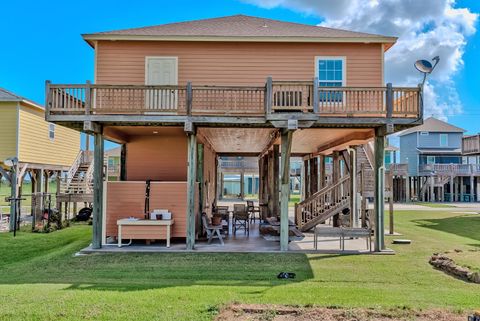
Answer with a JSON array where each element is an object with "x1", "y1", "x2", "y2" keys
[{"x1": 0, "y1": 0, "x2": 478, "y2": 149}]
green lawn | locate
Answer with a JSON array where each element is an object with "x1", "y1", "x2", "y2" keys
[
  {"x1": 0, "y1": 181, "x2": 57, "y2": 207},
  {"x1": 0, "y1": 210, "x2": 479, "y2": 320}
]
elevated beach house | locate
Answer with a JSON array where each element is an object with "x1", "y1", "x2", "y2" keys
[
  {"x1": 398, "y1": 117, "x2": 478, "y2": 202},
  {"x1": 45, "y1": 15, "x2": 422, "y2": 252}
]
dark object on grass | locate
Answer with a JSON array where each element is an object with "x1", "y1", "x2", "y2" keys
[
  {"x1": 468, "y1": 311, "x2": 480, "y2": 321},
  {"x1": 277, "y1": 272, "x2": 296, "y2": 279},
  {"x1": 76, "y1": 207, "x2": 92, "y2": 221},
  {"x1": 392, "y1": 239, "x2": 411, "y2": 244}
]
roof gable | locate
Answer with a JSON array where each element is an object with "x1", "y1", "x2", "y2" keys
[
  {"x1": 399, "y1": 117, "x2": 465, "y2": 136},
  {"x1": 83, "y1": 14, "x2": 397, "y2": 47},
  {"x1": 0, "y1": 87, "x2": 43, "y2": 110}
]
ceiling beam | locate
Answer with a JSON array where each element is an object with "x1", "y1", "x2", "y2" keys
[
  {"x1": 258, "y1": 129, "x2": 280, "y2": 158},
  {"x1": 315, "y1": 130, "x2": 374, "y2": 155}
]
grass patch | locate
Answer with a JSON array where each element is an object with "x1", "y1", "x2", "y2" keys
[
  {"x1": 0, "y1": 210, "x2": 479, "y2": 320},
  {"x1": 289, "y1": 194, "x2": 301, "y2": 206},
  {"x1": 413, "y1": 202, "x2": 457, "y2": 208},
  {"x1": 447, "y1": 250, "x2": 480, "y2": 273}
]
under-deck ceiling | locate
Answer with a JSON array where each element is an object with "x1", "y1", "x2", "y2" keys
[{"x1": 103, "y1": 126, "x2": 375, "y2": 156}]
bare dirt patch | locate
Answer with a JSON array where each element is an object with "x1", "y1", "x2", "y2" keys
[{"x1": 215, "y1": 304, "x2": 468, "y2": 321}]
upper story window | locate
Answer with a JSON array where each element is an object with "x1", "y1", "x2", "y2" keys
[
  {"x1": 440, "y1": 134, "x2": 448, "y2": 147},
  {"x1": 317, "y1": 57, "x2": 345, "y2": 87},
  {"x1": 420, "y1": 131, "x2": 429, "y2": 136},
  {"x1": 49, "y1": 123, "x2": 55, "y2": 141},
  {"x1": 316, "y1": 57, "x2": 345, "y2": 102}
]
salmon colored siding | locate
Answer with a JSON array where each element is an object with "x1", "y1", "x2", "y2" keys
[
  {"x1": 95, "y1": 41, "x2": 383, "y2": 87},
  {"x1": 0, "y1": 102, "x2": 18, "y2": 163},
  {"x1": 125, "y1": 128, "x2": 188, "y2": 181},
  {"x1": 105, "y1": 181, "x2": 198, "y2": 239},
  {"x1": 18, "y1": 104, "x2": 80, "y2": 166}
]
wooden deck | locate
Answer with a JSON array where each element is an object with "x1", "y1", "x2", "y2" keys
[{"x1": 45, "y1": 79, "x2": 421, "y2": 126}]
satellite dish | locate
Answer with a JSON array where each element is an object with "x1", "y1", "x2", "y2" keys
[{"x1": 414, "y1": 60, "x2": 433, "y2": 73}]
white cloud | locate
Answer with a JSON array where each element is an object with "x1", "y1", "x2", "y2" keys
[{"x1": 243, "y1": 0, "x2": 478, "y2": 120}]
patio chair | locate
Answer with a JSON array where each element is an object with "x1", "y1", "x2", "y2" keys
[
  {"x1": 201, "y1": 213, "x2": 224, "y2": 245},
  {"x1": 247, "y1": 200, "x2": 260, "y2": 223},
  {"x1": 233, "y1": 204, "x2": 249, "y2": 236},
  {"x1": 215, "y1": 206, "x2": 230, "y2": 235}
]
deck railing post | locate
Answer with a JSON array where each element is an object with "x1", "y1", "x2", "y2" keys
[
  {"x1": 265, "y1": 76, "x2": 273, "y2": 116},
  {"x1": 85, "y1": 80, "x2": 91, "y2": 115},
  {"x1": 45, "y1": 80, "x2": 51, "y2": 119},
  {"x1": 418, "y1": 83, "x2": 423, "y2": 119},
  {"x1": 313, "y1": 77, "x2": 319, "y2": 113},
  {"x1": 386, "y1": 83, "x2": 393, "y2": 118},
  {"x1": 186, "y1": 81, "x2": 193, "y2": 116}
]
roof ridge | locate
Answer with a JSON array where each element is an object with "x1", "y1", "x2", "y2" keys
[{"x1": 84, "y1": 14, "x2": 396, "y2": 39}]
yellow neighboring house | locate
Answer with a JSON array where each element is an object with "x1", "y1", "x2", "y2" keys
[{"x1": 0, "y1": 87, "x2": 80, "y2": 181}]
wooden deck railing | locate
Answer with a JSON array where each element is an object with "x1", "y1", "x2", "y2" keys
[
  {"x1": 419, "y1": 164, "x2": 479, "y2": 176},
  {"x1": 46, "y1": 78, "x2": 421, "y2": 118},
  {"x1": 462, "y1": 135, "x2": 480, "y2": 155}
]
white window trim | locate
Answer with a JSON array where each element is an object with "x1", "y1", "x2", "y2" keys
[
  {"x1": 49, "y1": 123, "x2": 55, "y2": 141},
  {"x1": 420, "y1": 131, "x2": 429, "y2": 136},
  {"x1": 440, "y1": 133, "x2": 448, "y2": 147},
  {"x1": 314, "y1": 56, "x2": 347, "y2": 86},
  {"x1": 144, "y1": 56, "x2": 179, "y2": 85}
]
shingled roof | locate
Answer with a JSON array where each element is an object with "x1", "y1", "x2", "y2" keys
[
  {"x1": 83, "y1": 14, "x2": 397, "y2": 47},
  {"x1": 399, "y1": 117, "x2": 465, "y2": 136},
  {"x1": 0, "y1": 87, "x2": 43, "y2": 109}
]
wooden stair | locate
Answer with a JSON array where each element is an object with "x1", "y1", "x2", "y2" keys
[
  {"x1": 295, "y1": 175, "x2": 351, "y2": 232},
  {"x1": 61, "y1": 151, "x2": 94, "y2": 194}
]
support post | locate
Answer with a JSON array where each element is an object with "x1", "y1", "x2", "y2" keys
[
  {"x1": 405, "y1": 176, "x2": 410, "y2": 202},
  {"x1": 186, "y1": 132, "x2": 197, "y2": 250},
  {"x1": 374, "y1": 129, "x2": 385, "y2": 252},
  {"x1": 303, "y1": 158, "x2": 310, "y2": 198},
  {"x1": 92, "y1": 131, "x2": 104, "y2": 249},
  {"x1": 389, "y1": 173, "x2": 394, "y2": 235},
  {"x1": 430, "y1": 176, "x2": 434, "y2": 202},
  {"x1": 120, "y1": 144, "x2": 127, "y2": 181},
  {"x1": 280, "y1": 129, "x2": 293, "y2": 251},
  {"x1": 319, "y1": 155, "x2": 325, "y2": 190},
  {"x1": 197, "y1": 144, "x2": 204, "y2": 212},
  {"x1": 8, "y1": 165, "x2": 18, "y2": 232},
  {"x1": 272, "y1": 145, "x2": 280, "y2": 217},
  {"x1": 470, "y1": 175, "x2": 474, "y2": 203},
  {"x1": 349, "y1": 148, "x2": 357, "y2": 227},
  {"x1": 309, "y1": 157, "x2": 318, "y2": 196},
  {"x1": 332, "y1": 152, "x2": 340, "y2": 227}
]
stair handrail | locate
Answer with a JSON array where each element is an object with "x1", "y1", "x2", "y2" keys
[
  {"x1": 66, "y1": 150, "x2": 84, "y2": 187},
  {"x1": 363, "y1": 142, "x2": 375, "y2": 169},
  {"x1": 295, "y1": 175, "x2": 350, "y2": 228},
  {"x1": 84, "y1": 158, "x2": 95, "y2": 193}
]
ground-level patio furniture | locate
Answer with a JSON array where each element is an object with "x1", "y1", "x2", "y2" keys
[
  {"x1": 202, "y1": 214, "x2": 224, "y2": 245},
  {"x1": 117, "y1": 218, "x2": 174, "y2": 248},
  {"x1": 313, "y1": 226, "x2": 372, "y2": 251},
  {"x1": 341, "y1": 228, "x2": 372, "y2": 252},
  {"x1": 214, "y1": 206, "x2": 230, "y2": 235},
  {"x1": 233, "y1": 204, "x2": 249, "y2": 236},
  {"x1": 313, "y1": 226, "x2": 343, "y2": 250},
  {"x1": 247, "y1": 200, "x2": 260, "y2": 223}
]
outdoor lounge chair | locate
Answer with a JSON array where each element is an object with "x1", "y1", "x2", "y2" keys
[
  {"x1": 202, "y1": 213, "x2": 224, "y2": 245},
  {"x1": 233, "y1": 204, "x2": 249, "y2": 236}
]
